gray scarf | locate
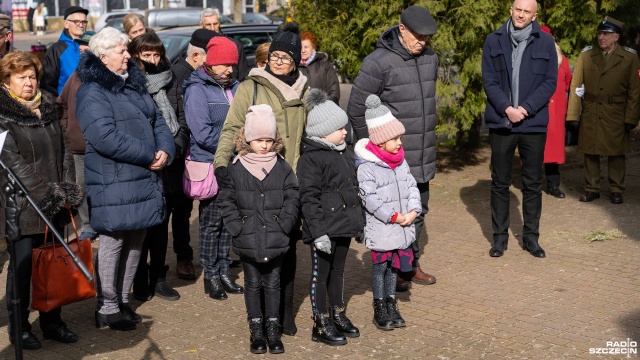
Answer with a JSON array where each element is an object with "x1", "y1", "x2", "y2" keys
[
  {"x1": 146, "y1": 69, "x2": 179, "y2": 136},
  {"x1": 308, "y1": 136, "x2": 346, "y2": 151},
  {"x1": 508, "y1": 19, "x2": 532, "y2": 108}
]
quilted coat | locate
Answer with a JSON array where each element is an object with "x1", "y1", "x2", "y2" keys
[
  {"x1": 75, "y1": 51, "x2": 176, "y2": 232},
  {"x1": 217, "y1": 131, "x2": 300, "y2": 263},
  {"x1": 354, "y1": 139, "x2": 421, "y2": 252},
  {"x1": 297, "y1": 137, "x2": 364, "y2": 244}
]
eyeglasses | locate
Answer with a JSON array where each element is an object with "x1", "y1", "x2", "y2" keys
[
  {"x1": 67, "y1": 20, "x2": 88, "y2": 26},
  {"x1": 269, "y1": 53, "x2": 294, "y2": 65}
]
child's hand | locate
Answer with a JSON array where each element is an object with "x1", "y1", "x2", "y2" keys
[
  {"x1": 399, "y1": 211, "x2": 418, "y2": 226},
  {"x1": 394, "y1": 213, "x2": 407, "y2": 224}
]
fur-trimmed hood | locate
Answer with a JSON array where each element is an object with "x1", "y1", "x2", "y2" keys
[
  {"x1": 0, "y1": 88, "x2": 57, "y2": 127},
  {"x1": 233, "y1": 126, "x2": 284, "y2": 156},
  {"x1": 76, "y1": 51, "x2": 148, "y2": 94},
  {"x1": 354, "y1": 138, "x2": 389, "y2": 168}
]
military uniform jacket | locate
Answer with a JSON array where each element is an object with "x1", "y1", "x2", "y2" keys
[{"x1": 566, "y1": 44, "x2": 640, "y2": 155}]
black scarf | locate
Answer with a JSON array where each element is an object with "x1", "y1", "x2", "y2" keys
[{"x1": 265, "y1": 65, "x2": 300, "y2": 87}]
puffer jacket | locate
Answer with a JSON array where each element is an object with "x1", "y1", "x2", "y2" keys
[
  {"x1": 299, "y1": 52, "x2": 340, "y2": 104},
  {"x1": 347, "y1": 25, "x2": 438, "y2": 183},
  {"x1": 354, "y1": 139, "x2": 421, "y2": 252},
  {"x1": 0, "y1": 89, "x2": 83, "y2": 238},
  {"x1": 41, "y1": 29, "x2": 81, "y2": 96},
  {"x1": 214, "y1": 67, "x2": 308, "y2": 171},
  {"x1": 217, "y1": 130, "x2": 300, "y2": 263},
  {"x1": 183, "y1": 66, "x2": 239, "y2": 163},
  {"x1": 297, "y1": 138, "x2": 364, "y2": 244},
  {"x1": 75, "y1": 52, "x2": 176, "y2": 232}
]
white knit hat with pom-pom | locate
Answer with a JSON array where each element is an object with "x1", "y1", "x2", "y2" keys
[{"x1": 365, "y1": 95, "x2": 405, "y2": 145}]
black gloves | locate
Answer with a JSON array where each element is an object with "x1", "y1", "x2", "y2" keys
[
  {"x1": 566, "y1": 121, "x2": 580, "y2": 131},
  {"x1": 624, "y1": 123, "x2": 636, "y2": 133},
  {"x1": 214, "y1": 166, "x2": 231, "y2": 188}
]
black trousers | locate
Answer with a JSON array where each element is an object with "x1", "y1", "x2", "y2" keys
[
  {"x1": 411, "y1": 182, "x2": 430, "y2": 264},
  {"x1": 309, "y1": 237, "x2": 351, "y2": 314},
  {"x1": 6, "y1": 233, "x2": 63, "y2": 331},
  {"x1": 242, "y1": 255, "x2": 283, "y2": 320},
  {"x1": 168, "y1": 192, "x2": 195, "y2": 262},
  {"x1": 279, "y1": 231, "x2": 299, "y2": 319},
  {"x1": 544, "y1": 163, "x2": 561, "y2": 189},
  {"x1": 490, "y1": 131, "x2": 546, "y2": 244},
  {"x1": 136, "y1": 191, "x2": 193, "y2": 289}
]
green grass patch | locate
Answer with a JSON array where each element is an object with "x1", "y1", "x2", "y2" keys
[{"x1": 585, "y1": 229, "x2": 626, "y2": 243}]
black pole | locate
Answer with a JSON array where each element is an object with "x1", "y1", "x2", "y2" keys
[
  {"x1": 4, "y1": 179, "x2": 23, "y2": 360},
  {"x1": 0, "y1": 159, "x2": 94, "y2": 281}
]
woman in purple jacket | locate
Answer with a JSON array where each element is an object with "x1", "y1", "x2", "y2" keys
[{"x1": 183, "y1": 36, "x2": 244, "y2": 300}]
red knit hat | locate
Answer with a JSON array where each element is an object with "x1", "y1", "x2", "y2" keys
[{"x1": 206, "y1": 37, "x2": 239, "y2": 66}]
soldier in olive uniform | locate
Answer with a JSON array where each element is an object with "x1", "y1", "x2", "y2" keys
[{"x1": 566, "y1": 16, "x2": 640, "y2": 204}]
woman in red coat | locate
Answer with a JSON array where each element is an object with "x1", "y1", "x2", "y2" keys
[{"x1": 541, "y1": 26, "x2": 572, "y2": 198}]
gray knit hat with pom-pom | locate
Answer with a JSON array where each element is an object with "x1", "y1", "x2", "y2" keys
[
  {"x1": 305, "y1": 88, "x2": 348, "y2": 138},
  {"x1": 365, "y1": 94, "x2": 405, "y2": 145}
]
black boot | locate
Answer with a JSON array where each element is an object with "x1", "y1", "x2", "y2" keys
[
  {"x1": 265, "y1": 317, "x2": 284, "y2": 354},
  {"x1": 153, "y1": 265, "x2": 180, "y2": 300},
  {"x1": 119, "y1": 303, "x2": 142, "y2": 324},
  {"x1": 155, "y1": 280, "x2": 181, "y2": 301},
  {"x1": 311, "y1": 313, "x2": 347, "y2": 346},
  {"x1": 95, "y1": 311, "x2": 136, "y2": 331},
  {"x1": 330, "y1": 305, "x2": 360, "y2": 338},
  {"x1": 204, "y1": 276, "x2": 228, "y2": 300},
  {"x1": 248, "y1": 318, "x2": 267, "y2": 354},
  {"x1": 372, "y1": 298, "x2": 394, "y2": 330},
  {"x1": 385, "y1": 296, "x2": 406, "y2": 328},
  {"x1": 220, "y1": 274, "x2": 244, "y2": 294},
  {"x1": 8, "y1": 324, "x2": 41, "y2": 350}
]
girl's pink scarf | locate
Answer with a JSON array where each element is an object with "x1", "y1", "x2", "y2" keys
[
  {"x1": 365, "y1": 140, "x2": 405, "y2": 170},
  {"x1": 235, "y1": 152, "x2": 277, "y2": 181}
]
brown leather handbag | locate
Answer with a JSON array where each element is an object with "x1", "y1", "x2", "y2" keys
[{"x1": 31, "y1": 211, "x2": 96, "y2": 312}]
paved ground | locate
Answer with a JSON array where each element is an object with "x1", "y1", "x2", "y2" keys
[{"x1": 3, "y1": 32, "x2": 640, "y2": 358}]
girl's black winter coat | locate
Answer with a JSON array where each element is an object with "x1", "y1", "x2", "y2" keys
[
  {"x1": 296, "y1": 137, "x2": 364, "y2": 244},
  {"x1": 218, "y1": 141, "x2": 300, "y2": 263}
]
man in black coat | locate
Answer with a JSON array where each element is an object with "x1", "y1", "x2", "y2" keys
[{"x1": 347, "y1": 5, "x2": 438, "y2": 289}]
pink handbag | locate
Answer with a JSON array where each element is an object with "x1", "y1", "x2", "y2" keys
[{"x1": 182, "y1": 150, "x2": 218, "y2": 200}]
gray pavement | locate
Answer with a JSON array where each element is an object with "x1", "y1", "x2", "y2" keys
[{"x1": 0, "y1": 147, "x2": 638, "y2": 359}]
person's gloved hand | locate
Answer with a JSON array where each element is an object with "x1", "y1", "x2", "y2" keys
[
  {"x1": 313, "y1": 235, "x2": 332, "y2": 254},
  {"x1": 214, "y1": 166, "x2": 231, "y2": 188},
  {"x1": 625, "y1": 123, "x2": 636, "y2": 132},
  {"x1": 575, "y1": 84, "x2": 585, "y2": 98},
  {"x1": 567, "y1": 121, "x2": 580, "y2": 130}
]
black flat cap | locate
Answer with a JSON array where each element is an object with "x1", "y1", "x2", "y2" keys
[
  {"x1": 190, "y1": 29, "x2": 219, "y2": 50},
  {"x1": 400, "y1": 6, "x2": 437, "y2": 36},
  {"x1": 597, "y1": 16, "x2": 624, "y2": 34},
  {"x1": 64, "y1": 6, "x2": 88, "y2": 20}
]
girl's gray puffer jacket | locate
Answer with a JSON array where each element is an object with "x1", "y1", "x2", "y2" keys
[{"x1": 354, "y1": 138, "x2": 422, "y2": 252}]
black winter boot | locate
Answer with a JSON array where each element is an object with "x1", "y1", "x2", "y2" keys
[
  {"x1": 311, "y1": 313, "x2": 347, "y2": 346},
  {"x1": 154, "y1": 265, "x2": 180, "y2": 301},
  {"x1": 372, "y1": 298, "x2": 394, "y2": 330},
  {"x1": 265, "y1": 317, "x2": 284, "y2": 354},
  {"x1": 330, "y1": 305, "x2": 360, "y2": 338},
  {"x1": 204, "y1": 276, "x2": 228, "y2": 300},
  {"x1": 248, "y1": 318, "x2": 267, "y2": 354},
  {"x1": 385, "y1": 296, "x2": 406, "y2": 328}
]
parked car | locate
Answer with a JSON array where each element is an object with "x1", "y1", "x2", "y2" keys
[
  {"x1": 146, "y1": 8, "x2": 234, "y2": 30},
  {"x1": 157, "y1": 24, "x2": 279, "y2": 68},
  {"x1": 242, "y1": 13, "x2": 280, "y2": 24},
  {"x1": 94, "y1": 10, "x2": 145, "y2": 33}
]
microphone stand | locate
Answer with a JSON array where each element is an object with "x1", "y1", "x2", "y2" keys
[{"x1": 1, "y1": 159, "x2": 93, "y2": 360}]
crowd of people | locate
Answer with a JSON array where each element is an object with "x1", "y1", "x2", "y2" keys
[{"x1": 0, "y1": 0, "x2": 638, "y2": 355}]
